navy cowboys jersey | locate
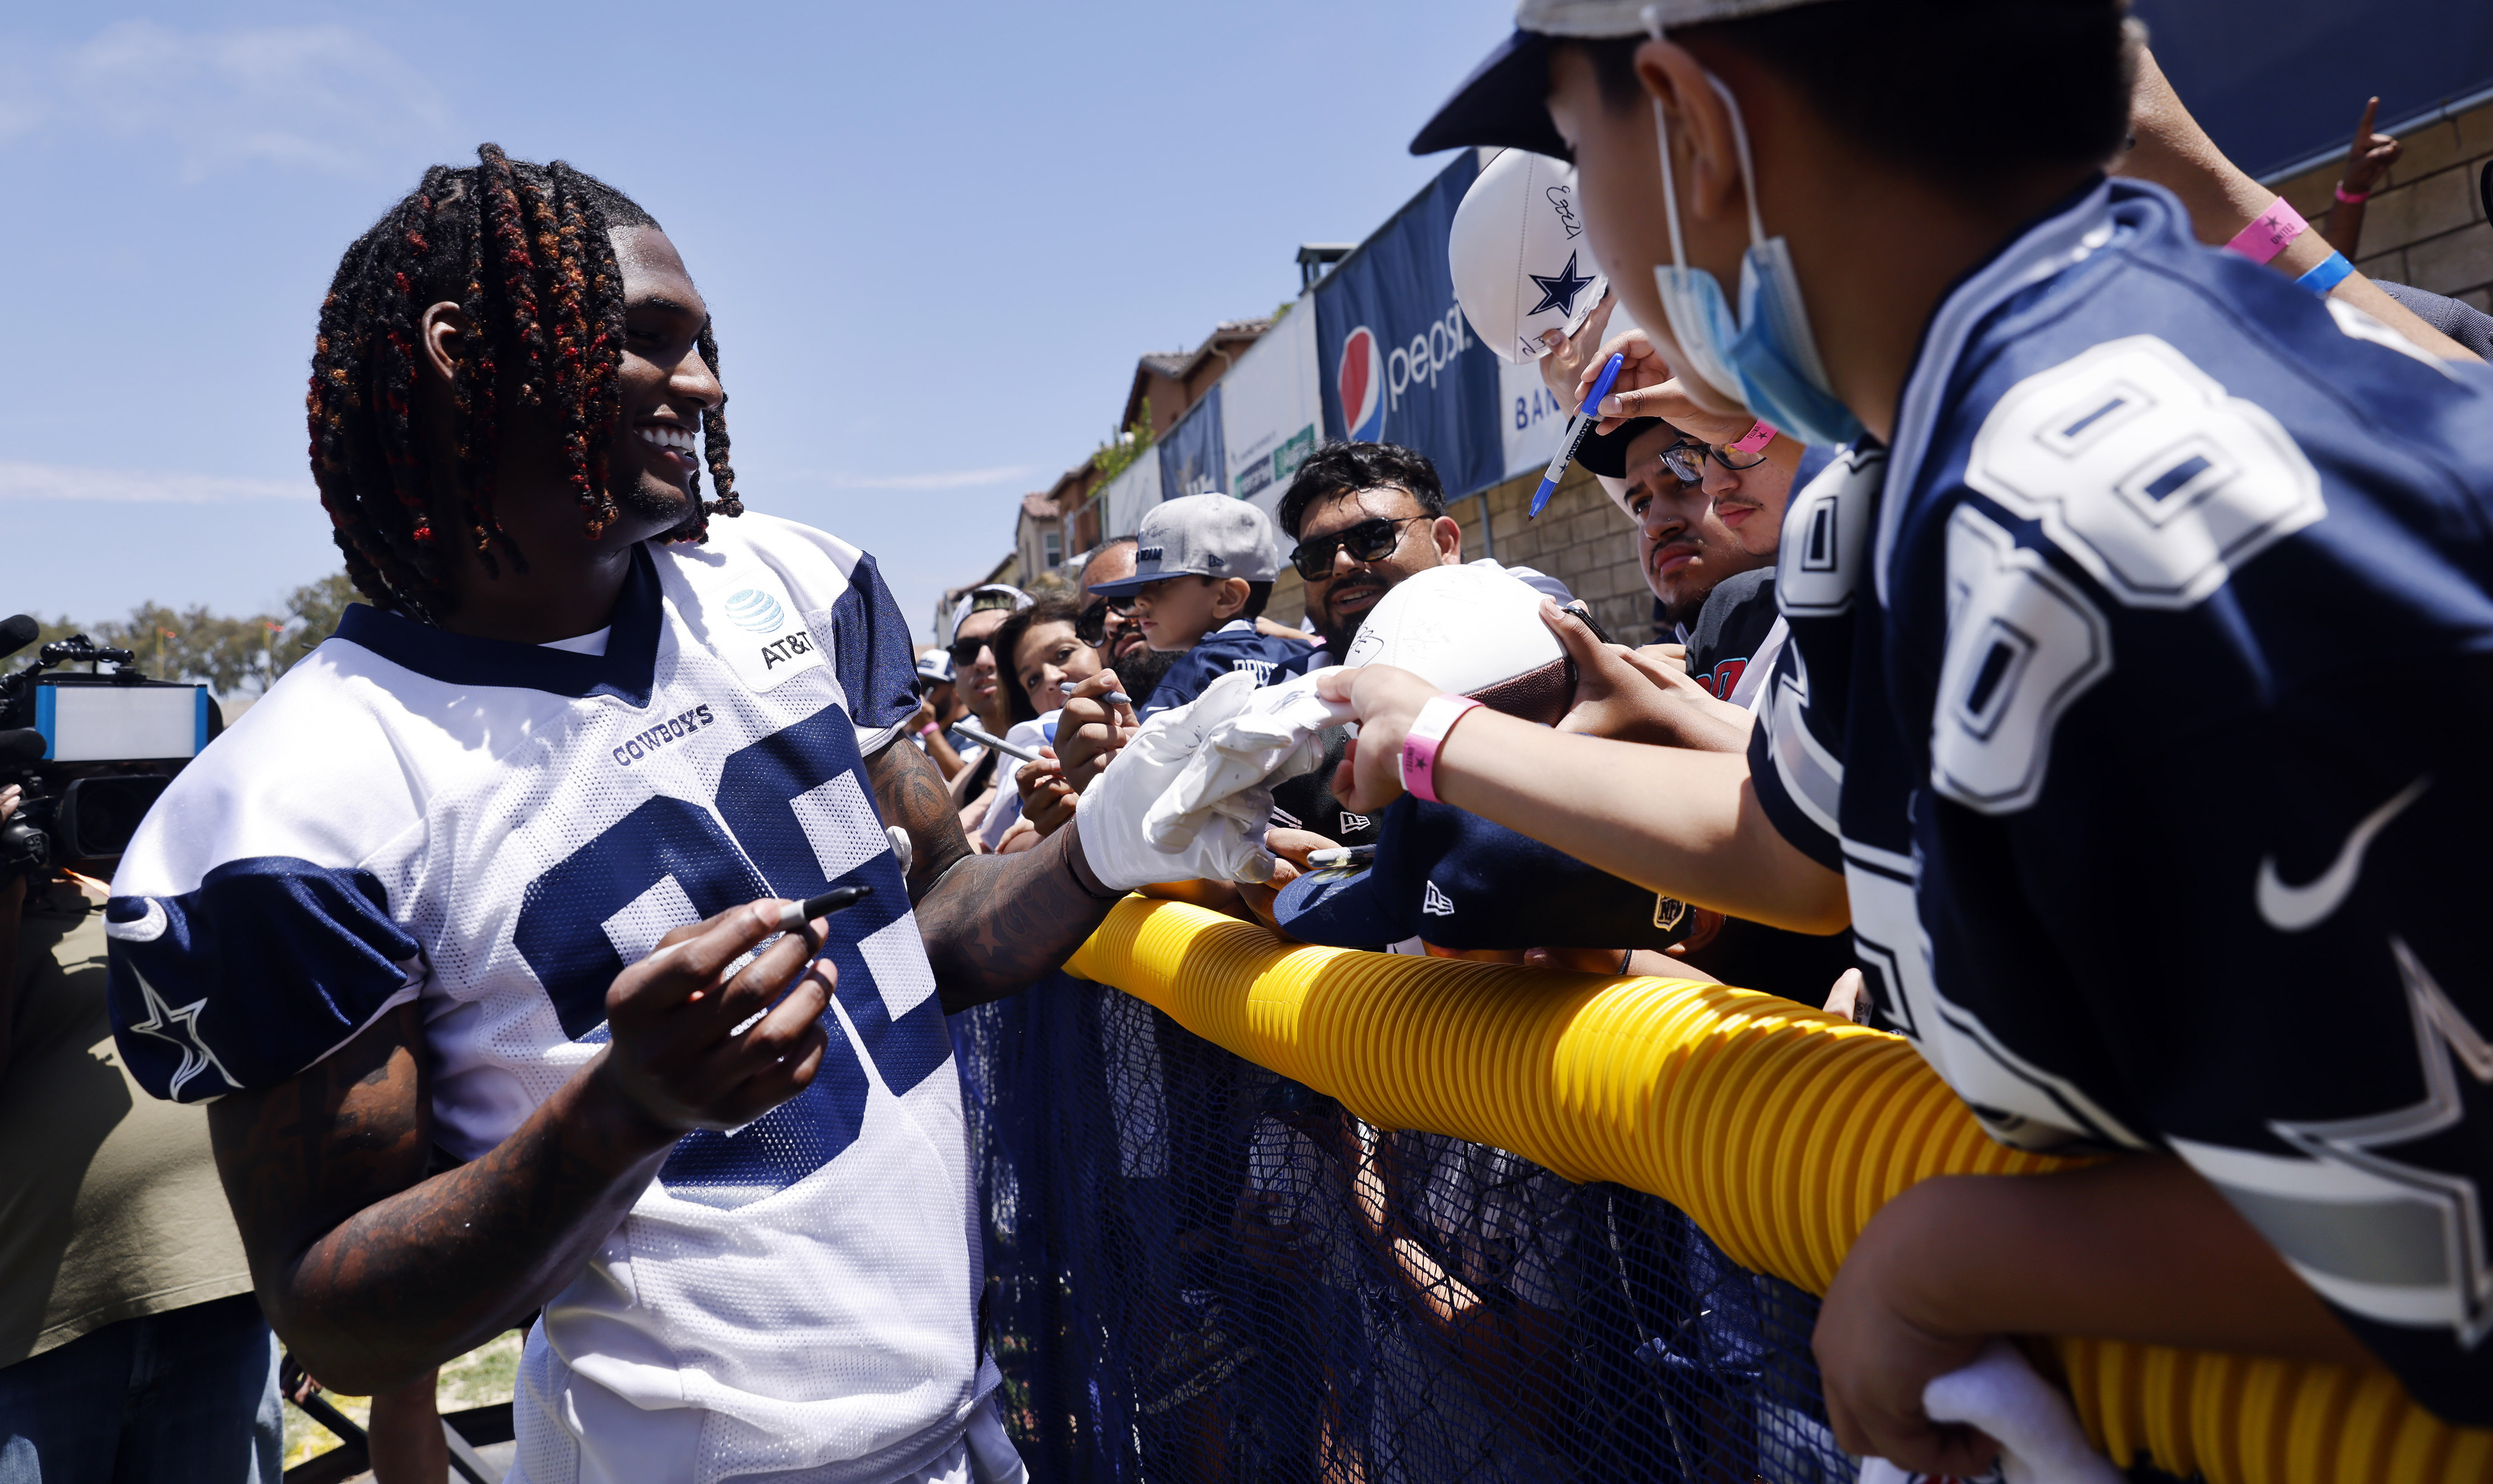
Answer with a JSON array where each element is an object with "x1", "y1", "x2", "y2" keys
[
  {"x1": 1134, "y1": 619, "x2": 1321, "y2": 720},
  {"x1": 106, "y1": 515, "x2": 994, "y2": 1482},
  {"x1": 1747, "y1": 178, "x2": 2493, "y2": 1421}
]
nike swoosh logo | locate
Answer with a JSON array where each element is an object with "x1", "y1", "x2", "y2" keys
[{"x1": 2254, "y1": 775, "x2": 2430, "y2": 933}]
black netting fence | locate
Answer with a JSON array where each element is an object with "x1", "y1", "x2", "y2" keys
[{"x1": 950, "y1": 971, "x2": 1858, "y2": 1484}]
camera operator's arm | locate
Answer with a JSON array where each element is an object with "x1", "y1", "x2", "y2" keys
[
  {"x1": 208, "y1": 901, "x2": 834, "y2": 1395},
  {"x1": 0, "y1": 787, "x2": 25, "y2": 1077}
]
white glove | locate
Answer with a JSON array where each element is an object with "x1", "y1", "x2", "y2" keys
[
  {"x1": 1856, "y1": 1340, "x2": 2121, "y2": 1484},
  {"x1": 1074, "y1": 671, "x2": 1278, "y2": 889},
  {"x1": 1145, "y1": 667, "x2": 1352, "y2": 852}
]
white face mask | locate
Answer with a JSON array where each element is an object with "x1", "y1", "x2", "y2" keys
[{"x1": 1638, "y1": 18, "x2": 1865, "y2": 448}]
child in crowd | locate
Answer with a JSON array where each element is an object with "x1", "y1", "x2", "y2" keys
[
  {"x1": 1087, "y1": 493, "x2": 1316, "y2": 720},
  {"x1": 978, "y1": 599, "x2": 1105, "y2": 852}
]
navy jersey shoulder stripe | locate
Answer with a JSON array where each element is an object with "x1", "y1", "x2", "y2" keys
[{"x1": 107, "y1": 858, "x2": 416, "y2": 1102}]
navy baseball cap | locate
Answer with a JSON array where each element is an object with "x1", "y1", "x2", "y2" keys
[
  {"x1": 1275, "y1": 795, "x2": 1694, "y2": 952},
  {"x1": 1578, "y1": 416, "x2": 1664, "y2": 480}
]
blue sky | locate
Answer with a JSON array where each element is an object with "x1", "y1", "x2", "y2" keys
[{"x1": 0, "y1": 2, "x2": 1512, "y2": 642}]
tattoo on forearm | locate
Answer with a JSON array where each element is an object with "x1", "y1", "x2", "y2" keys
[
  {"x1": 863, "y1": 738, "x2": 1117, "y2": 1010},
  {"x1": 211, "y1": 1003, "x2": 669, "y2": 1392},
  {"x1": 867, "y1": 739, "x2": 971, "y2": 901}
]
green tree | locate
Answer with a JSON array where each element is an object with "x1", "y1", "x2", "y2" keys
[
  {"x1": 1091, "y1": 413, "x2": 1155, "y2": 487},
  {"x1": 12, "y1": 571, "x2": 366, "y2": 699}
]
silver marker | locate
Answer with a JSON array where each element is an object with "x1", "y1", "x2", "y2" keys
[{"x1": 777, "y1": 884, "x2": 872, "y2": 932}]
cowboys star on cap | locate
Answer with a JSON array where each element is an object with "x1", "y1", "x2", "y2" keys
[
  {"x1": 126, "y1": 965, "x2": 240, "y2": 1101},
  {"x1": 1526, "y1": 251, "x2": 1597, "y2": 319}
]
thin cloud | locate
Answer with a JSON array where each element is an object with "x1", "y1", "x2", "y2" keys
[
  {"x1": 0, "y1": 462, "x2": 312, "y2": 504},
  {"x1": 2, "y1": 21, "x2": 452, "y2": 179},
  {"x1": 797, "y1": 465, "x2": 1036, "y2": 492}
]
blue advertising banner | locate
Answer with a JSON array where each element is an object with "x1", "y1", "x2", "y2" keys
[
  {"x1": 2138, "y1": 1, "x2": 2493, "y2": 181},
  {"x1": 1157, "y1": 383, "x2": 1228, "y2": 499},
  {"x1": 1313, "y1": 152, "x2": 1507, "y2": 500}
]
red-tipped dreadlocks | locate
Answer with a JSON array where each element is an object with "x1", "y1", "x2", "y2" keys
[{"x1": 306, "y1": 145, "x2": 740, "y2": 622}]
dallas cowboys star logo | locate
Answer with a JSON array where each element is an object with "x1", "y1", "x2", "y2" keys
[
  {"x1": 2271, "y1": 937, "x2": 2493, "y2": 1344},
  {"x1": 1526, "y1": 252, "x2": 1597, "y2": 319},
  {"x1": 126, "y1": 966, "x2": 239, "y2": 1101}
]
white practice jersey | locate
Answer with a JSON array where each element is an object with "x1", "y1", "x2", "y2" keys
[{"x1": 106, "y1": 514, "x2": 993, "y2": 1484}]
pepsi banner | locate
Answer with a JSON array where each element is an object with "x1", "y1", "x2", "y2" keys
[{"x1": 1314, "y1": 152, "x2": 1508, "y2": 500}]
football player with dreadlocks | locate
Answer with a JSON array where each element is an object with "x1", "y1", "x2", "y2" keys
[{"x1": 103, "y1": 147, "x2": 1144, "y2": 1483}]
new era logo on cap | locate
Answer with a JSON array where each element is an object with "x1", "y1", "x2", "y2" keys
[{"x1": 1422, "y1": 880, "x2": 1456, "y2": 916}]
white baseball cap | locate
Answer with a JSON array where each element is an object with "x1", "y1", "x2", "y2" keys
[
  {"x1": 1409, "y1": 0, "x2": 1834, "y2": 157},
  {"x1": 947, "y1": 583, "x2": 1032, "y2": 642},
  {"x1": 1087, "y1": 495, "x2": 1281, "y2": 596}
]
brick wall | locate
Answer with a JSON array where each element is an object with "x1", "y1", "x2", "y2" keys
[{"x1": 2273, "y1": 97, "x2": 2493, "y2": 313}]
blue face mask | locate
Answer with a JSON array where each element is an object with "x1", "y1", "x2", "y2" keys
[{"x1": 1646, "y1": 71, "x2": 1864, "y2": 450}]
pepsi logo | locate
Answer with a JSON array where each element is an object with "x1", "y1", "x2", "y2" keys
[{"x1": 1338, "y1": 326, "x2": 1386, "y2": 442}]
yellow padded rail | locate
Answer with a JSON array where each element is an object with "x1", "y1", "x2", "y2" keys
[{"x1": 1065, "y1": 898, "x2": 2493, "y2": 1484}]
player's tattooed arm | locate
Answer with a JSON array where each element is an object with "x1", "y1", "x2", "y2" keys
[
  {"x1": 867, "y1": 737, "x2": 1119, "y2": 1011},
  {"x1": 209, "y1": 904, "x2": 831, "y2": 1393},
  {"x1": 865, "y1": 734, "x2": 974, "y2": 902},
  {"x1": 209, "y1": 1003, "x2": 673, "y2": 1393}
]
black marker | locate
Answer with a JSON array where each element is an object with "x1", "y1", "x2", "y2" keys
[{"x1": 778, "y1": 884, "x2": 872, "y2": 932}]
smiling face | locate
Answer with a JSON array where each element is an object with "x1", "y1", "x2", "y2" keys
[
  {"x1": 1295, "y1": 486, "x2": 1463, "y2": 655},
  {"x1": 1012, "y1": 619, "x2": 1102, "y2": 716},
  {"x1": 416, "y1": 223, "x2": 724, "y2": 633},
  {"x1": 605, "y1": 226, "x2": 721, "y2": 532}
]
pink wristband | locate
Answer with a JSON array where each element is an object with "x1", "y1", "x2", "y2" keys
[
  {"x1": 1399, "y1": 694, "x2": 1482, "y2": 804},
  {"x1": 2334, "y1": 183, "x2": 2371, "y2": 205},
  {"x1": 2223, "y1": 197, "x2": 2308, "y2": 265},
  {"x1": 1726, "y1": 419, "x2": 1777, "y2": 454}
]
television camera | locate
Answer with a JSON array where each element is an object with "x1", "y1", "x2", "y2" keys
[{"x1": 0, "y1": 616, "x2": 214, "y2": 876}]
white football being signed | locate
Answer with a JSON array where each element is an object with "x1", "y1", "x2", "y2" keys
[
  {"x1": 1449, "y1": 148, "x2": 1608, "y2": 365},
  {"x1": 1340, "y1": 564, "x2": 1575, "y2": 725}
]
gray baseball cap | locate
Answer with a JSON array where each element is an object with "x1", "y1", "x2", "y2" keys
[
  {"x1": 1087, "y1": 494, "x2": 1281, "y2": 597},
  {"x1": 1409, "y1": 0, "x2": 1834, "y2": 156}
]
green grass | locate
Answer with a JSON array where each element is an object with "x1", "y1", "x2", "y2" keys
[{"x1": 281, "y1": 1329, "x2": 527, "y2": 1471}]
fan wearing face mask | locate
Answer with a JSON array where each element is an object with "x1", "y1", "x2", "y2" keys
[{"x1": 1307, "y1": 0, "x2": 2493, "y2": 1471}]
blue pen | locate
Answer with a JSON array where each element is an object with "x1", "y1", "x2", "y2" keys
[{"x1": 1530, "y1": 351, "x2": 1626, "y2": 518}]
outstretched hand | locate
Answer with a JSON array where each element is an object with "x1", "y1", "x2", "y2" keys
[
  {"x1": 1572, "y1": 327, "x2": 1758, "y2": 440},
  {"x1": 1015, "y1": 748, "x2": 1078, "y2": 837},
  {"x1": 596, "y1": 901, "x2": 835, "y2": 1136},
  {"x1": 1542, "y1": 601, "x2": 1751, "y2": 752},
  {"x1": 2340, "y1": 96, "x2": 2402, "y2": 197},
  {"x1": 1055, "y1": 669, "x2": 1140, "y2": 795},
  {"x1": 1535, "y1": 290, "x2": 1618, "y2": 403},
  {"x1": 1313, "y1": 664, "x2": 1444, "y2": 815}
]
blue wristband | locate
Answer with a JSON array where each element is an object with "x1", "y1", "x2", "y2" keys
[{"x1": 2295, "y1": 251, "x2": 2355, "y2": 296}]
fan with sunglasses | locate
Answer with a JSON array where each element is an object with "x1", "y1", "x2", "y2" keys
[{"x1": 1288, "y1": 515, "x2": 1432, "y2": 580}]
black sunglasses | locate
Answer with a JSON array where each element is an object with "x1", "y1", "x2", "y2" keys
[
  {"x1": 1657, "y1": 437, "x2": 1769, "y2": 484},
  {"x1": 946, "y1": 633, "x2": 991, "y2": 668},
  {"x1": 1290, "y1": 515, "x2": 1428, "y2": 580},
  {"x1": 1074, "y1": 595, "x2": 1135, "y2": 647}
]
